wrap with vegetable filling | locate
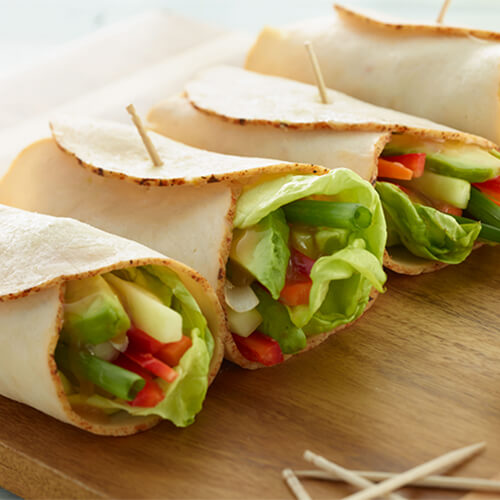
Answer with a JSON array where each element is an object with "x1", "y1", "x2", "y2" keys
[
  {"x1": 0, "y1": 116, "x2": 386, "y2": 369},
  {"x1": 147, "y1": 65, "x2": 500, "y2": 275},
  {"x1": 0, "y1": 204, "x2": 226, "y2": 435},
  {"x1": 245, "y1": 4, "x2": 500, "y2": 144}
]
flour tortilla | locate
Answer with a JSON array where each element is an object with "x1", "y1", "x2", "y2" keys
[
  {"x1": 146, "y1": 66, "x2": 491, "y2": 274},
  {"x1": 245, "y1": 4, "x2": 500, "y2": 143},
  {"x1": 0, "y1": 204, "x2": 226, "y2": 436},
  {"x1": 1, "y1": 117, "x2": 368, "y2": 369}
]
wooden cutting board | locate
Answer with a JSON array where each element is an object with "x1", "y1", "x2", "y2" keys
[{"x1": 0, "y1": 244, "x2": 498, "y2": 500}]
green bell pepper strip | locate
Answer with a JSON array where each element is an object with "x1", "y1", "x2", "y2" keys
[{"x1": 283, "y1": 200, "x2": 372, "y2": 230}]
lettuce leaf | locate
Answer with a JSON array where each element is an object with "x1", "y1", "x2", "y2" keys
[
  {"x1": 287, "y1": 238, "x2": 386, "y2": 333},
  {"x1": 376, "y1": 182, "x2": 481, "y2": 264},
  {"x1": 83, "y1": 265, "x2": 213, "y2": 427},
  {"x1": 253, "y1": 285, "x2": 306, "y2": 353},
  {"x1": 230, "y1": 209, "x2": 289, "y2": 299},
  {"x1": 234, "y1": 169, "x2": 386, "y2": 262},
  {"x1": 233, "y1": 169, "x2": 387, "y2": 336}
]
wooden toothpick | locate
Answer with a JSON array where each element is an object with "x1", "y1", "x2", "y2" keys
[
  {"x1": 295, "y1": 469, "x2": 500, "y2": 492},
  {"x1": 126, "y1": 104, "x2": 163, "y2": 167},
  {"x1": 282, "y1": 468, "x2": 311, "y2": 500},
  {"x1": 340, "y1": 442, "x2": 486, "y2": 500},
  {"x1": 304, "y1": 41, "x2": 330, "y2": 104},
  {"x1": 437, "y1": 0, "x2": 452, "y2": 23},
  {"x1": 303, "y1": 451, "x2": 405, "y2": 500}
]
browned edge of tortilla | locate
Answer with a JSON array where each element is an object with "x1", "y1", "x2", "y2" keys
[
  {"x1": 48, "y1": 123, "x2": 329, "y2": 189},
  {"x1": 6, "y1": 256, "x2": 226, "y2": 436},
  {"x1": 335, "y1": 4, "x2": 500, "y2": 41},
  {"x1": 383, "y1": 242, "x2": 484, "y2": 275},
  {"x1": 187, "y1": 100, "x2": 495, "y2": 150},
  {"x1": 224, "y1": 288, "x2": 379, "y2": 369}
]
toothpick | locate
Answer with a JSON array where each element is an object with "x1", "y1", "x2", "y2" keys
[
  {"x1": 303, "y1": 451, "x2": 405, "y2": 500},
  {"x1": 126, "y1": 104, "x2": 163, "y2": 167},
  {"x1": 282, "y1": 468, "x2": 311, "y2": 500},
  {"x1": 437, "y1": 0, "x2": 452, "y2": 23},
  {"x1": 340, "y1": 442, "x2": 486, "y2": 500},
  {"x1": 295, "y1": 469, "x2": 500, "y2": 492},
  {"x1": 304, "y1": 41, "x2": 330, "y2": 104}
]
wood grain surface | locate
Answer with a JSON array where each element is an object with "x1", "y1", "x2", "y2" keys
[{"x1": 0, "y1": 244, "x2": 498, "y2": 500}]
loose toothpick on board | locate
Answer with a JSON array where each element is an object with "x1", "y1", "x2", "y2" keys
[
  {"x1": 282, "y1": 468, "x2": 311, "y2": 500},
  {"x1": 126, "y1": 104, "x2": 163, "y2": 167},
  {"x1": 340, "y1": 442, "x2": 486, "y2": 500},
  {"x1": 436, "y1": 0, "x2": 452, "y2": 23},
  {"x1": 295, "y1": 470, "x2": 500, "y2": 493},
  {"x1": 303, "y1": 451, "x2": 405, "y2": 500},
  {"x1": 304, "y1": 41, "x2": 330, "y2": 104}
]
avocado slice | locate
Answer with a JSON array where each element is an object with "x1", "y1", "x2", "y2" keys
[
  {"x1": 63, "y1": 275, "x2": 131, "y2": 345},
  {"x1": 384, "y1": 136, "x2": 500, "y2": 183},
  {"x1": 103, "y1": 273, "x2": 182, "y2": 344},
  {"x1": 402, "y1": 170, "x2": 471, "y2": 209},
  {"x1": 229, "y1": 208, "x2": 290, "y2": 299}
]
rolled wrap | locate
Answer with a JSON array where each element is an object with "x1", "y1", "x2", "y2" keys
[
  {"x1": 0, "y1": 116, "x2": 384, "y2": 369},
  {"x1": 147, "y1": 65, "x2": 496, "y2": 274},
  {"x1": 0, "y1": 204, "x2": 226, "y2": 435},
  {"x1": 245, "y1": 4, "x2": 500, "y2": 143},
  {"x1": 245, "y1": 5, "x2": 500, "y2": 143}
]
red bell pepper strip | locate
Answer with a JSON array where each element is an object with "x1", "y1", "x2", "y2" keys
[
  {"x1": 232, "y1": 331, "x2": 284, "y2": 366},
  {"x1": 279, "y1": 281, "x2": 313, "y2": 307},
  {"x1": 472, "y1": 177, "x2": 500, "y2": 207},
  {"x1": 156, "y1": 336, "x2": 193, "y2": 367},
  {"x1": 114, "y1": 355, "x2": 165, "y2": 407},
  {"x1": 474, "y1": 176, "x2": 500, "y2": 192},
  {"x1": 124, "y1": 350, "x2": 178, "y2": 383},
  {"x1": 378, "y1": 158, "x2": 413, "y2": 180},
  {"x1": 287, "y1": 249, "x2": 315, "y2": 282},
  {"x1": 432, "y1": 200, "x2": 463, "y2": 216},
  {"x1": 127, "y1": 326, "x2": 164, "y2": 354},
  {"x1": 383, "y1": 153, "x2": 426, "y2": 178},
  {"x1": 129, "y1": 378, "x2": 165, "y2": 408},
  {"x1": 279, "y1": 249, "x2": 315, "y2": 306}
]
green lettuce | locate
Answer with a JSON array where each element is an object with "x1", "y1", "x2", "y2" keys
[
  {"x1": 235, "y1": 169, "x2": 386, "y2": 260},
  {"x1": 231, "y1": 209, "x2": 289, "y2": 299},
  {"x1": 83, "y1": 265, "x2": 213, "y2": 427},
  {"x1": 234, "y1": 169, "x2": 387, "y2": 338},
  {"x1": 253, "y1": 285, "x2": 306, "y2": 353},
  {"x1": 287, "y1": 238, "x2": 386, "y2": 334},
  {"x1": 376, "y1": 182, "x2": 481, "y2": 264}
]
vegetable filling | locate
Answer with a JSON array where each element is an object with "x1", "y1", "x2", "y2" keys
[
  {"x1": 376, "y1": 136, "x2": 500, "y2": 263},
  {"x1": 225, "y1": 171, "x2": 387, "y2": 367},
  {"x1": 56, "y1": 265, "x2": 214, "y2": 427}
]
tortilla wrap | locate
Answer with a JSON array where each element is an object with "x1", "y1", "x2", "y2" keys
[
  {"x1": 146, "y1": 65, "x2": 493, "y2": 274},
  {"x1": 245, "y1": 4, "x2": 500, "y2": 144},
  {"x1": 0, "y1": 204, "x2": 225, "y2": 436},
  {"x1": 0, "y1": 117, "x2": 381, "y2": 369}
]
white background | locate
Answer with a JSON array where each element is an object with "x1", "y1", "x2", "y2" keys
[{"x1": 0, "y1": 0, "x2": 499, "y2": 74}]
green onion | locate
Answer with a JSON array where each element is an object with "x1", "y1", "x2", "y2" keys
[
  {"x1": 283, "y1": 201, "x2": 372, "y2": 229},
  {"x1": 452, "y1": 215, "x2": 500, "y2": 244},
  {"x1": 466, "y1": 187, "x2": 500, "y2": 229},
  {"x1": 55, "y1": 344, "x2": 145, "y2": 401}
]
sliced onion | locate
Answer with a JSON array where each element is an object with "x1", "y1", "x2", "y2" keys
[
  {"x1": 111, "y1": 335, "x2": 129, "y2": 353},
  {"x1": 87, "y1": 342, "x2": 120, "y2": 362},
  {"x1": 224, "y1": 281, "x2": 259, "y2": 313}
]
